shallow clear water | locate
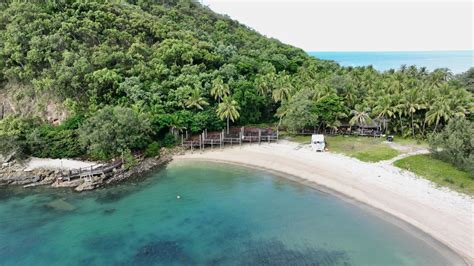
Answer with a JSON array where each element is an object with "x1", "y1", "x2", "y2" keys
[
  {"x1": 308, "y1": 50, "x2": 473, "y2": 74},
  {"x1": 0, "y1": 161, "x2": 463, "y2": 265}
]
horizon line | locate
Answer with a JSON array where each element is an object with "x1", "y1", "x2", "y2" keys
[{"x1": 306, "y1": 50, "x2": 474, "y2": 53}]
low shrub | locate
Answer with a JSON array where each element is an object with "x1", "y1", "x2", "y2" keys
[
  {"x1": 162, "y1": 133, "x2": 176, "y2": 148},
  {"x1": 145, "y1": 141, "x2": 161, "y2": 157},
  {"x1": 428, "y1": 119, "x2": 474, "y2": 178}
]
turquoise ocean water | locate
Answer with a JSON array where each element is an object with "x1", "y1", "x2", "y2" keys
[
  {"x1": 308, "y1": 51, "x2": 473, "y2": 73},
  {"x1": 0, "y1": 161, "x2": 464, "y2": 265}
]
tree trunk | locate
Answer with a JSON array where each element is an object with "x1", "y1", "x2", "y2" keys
[
  {"x1": 421, "y1": 120, "x2": 426, "y2": 137},
  {"x1": 227, "y1": 116, "x2": 230, "y2": 134},
  {"x1": 399, "y1": 115, "x2": 404, "y2": 135},
  {"x1": 433, "y1": 120, "x2": 439, "y2": 133}
]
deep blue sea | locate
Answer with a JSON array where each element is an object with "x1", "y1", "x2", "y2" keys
[{"x1": 308, "y1": 51, "x2": 473, "y2": 74}]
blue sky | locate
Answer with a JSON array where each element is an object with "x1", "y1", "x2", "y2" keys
[{"x1": 203, "y1": 0, "x2": 473, "y2": 52}]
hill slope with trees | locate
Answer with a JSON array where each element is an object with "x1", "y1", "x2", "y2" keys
[{"x1": 0, "y1": 0, "x2": 472, "y2": 163}]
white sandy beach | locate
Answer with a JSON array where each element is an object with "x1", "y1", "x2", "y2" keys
[
  {"x1": 23, "y1": 157, "x2": 99, "y2": 171},
  {"x1": 174, "y1": 141, "x2": 474, "y2": 263}
]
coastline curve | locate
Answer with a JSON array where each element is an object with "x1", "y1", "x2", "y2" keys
[{"x1": 173, "y1": 142, "x2": 473, "y2": 264}]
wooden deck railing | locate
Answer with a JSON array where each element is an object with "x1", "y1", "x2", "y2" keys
[{"x1": 59, "y1": 159, "x2": 123, "y2": 181}]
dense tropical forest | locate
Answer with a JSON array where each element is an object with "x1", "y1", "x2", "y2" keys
[{"x1": 0, "y1": 1, "x2": 472, "y2": 171}]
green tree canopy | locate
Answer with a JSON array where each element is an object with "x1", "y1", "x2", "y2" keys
[{"x1": 78, "y1": 106, "x2": 152, "y2": 160}]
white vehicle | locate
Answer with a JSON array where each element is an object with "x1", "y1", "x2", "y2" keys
[{"x1": 311, "y1": 134, "x2": 325, "y2": 152}]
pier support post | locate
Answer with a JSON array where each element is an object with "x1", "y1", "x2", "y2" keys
[
  {"x1": 186, "y1": 130, "x2": 188, "y2": 140},
  {"x1": 277, "y1": 128, "x2": 279, "y2": 141},
  {"x1": 181, "y1": 134, "x2": 184, "y2": 145},
  {"x1": 258, "y1": 129, "x2": 261, "y2": 145}
]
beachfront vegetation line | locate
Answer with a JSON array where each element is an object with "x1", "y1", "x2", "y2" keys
[
  {"x1": 394, "y1": 154, "x2": 473, "y2": 195},
  {"x1": 0, "y1": 1, "x2": 472, "y2": 175}
]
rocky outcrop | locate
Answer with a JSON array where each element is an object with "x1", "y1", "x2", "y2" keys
[
  {"x1": 0, "y1": 152, "x2": 16, "y2": 164},
  {"x1": 106, "y1": 156, "x2": 171, "y2": 185},
  {"x1": 0, "y1": 148, "x2": 175, "y2": 192},
  {"x1": 0, "y1": 162, "x2": 59, "y2": 186}
]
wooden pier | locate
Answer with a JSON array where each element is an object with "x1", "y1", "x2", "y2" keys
[{"x1": 181, "y1": 127, "x2": 278, "y2": 151}]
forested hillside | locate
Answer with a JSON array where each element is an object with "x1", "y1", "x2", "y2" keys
[{"x1": 0, "y1": 0, "x2": 472, "y2": 161}]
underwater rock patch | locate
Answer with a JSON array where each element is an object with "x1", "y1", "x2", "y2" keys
[
  {"x1": 103, "y1": 208, "x2": 116, "y2": 215},
  {"x1": 131, "y1": 239, "x2": 193, "y2": 265},
  {"x1": 83, "y1": 233, "x2": 127, "y2": 254},
  {"x1": 95, "y1": 190, "x2": 127, "y2": 204},
  {"x1": 45, "y1": 199, "x2": 76, "y2": 212},
  {"x1": 216, "y1": 239, "x2": 351, "y2": 266}
]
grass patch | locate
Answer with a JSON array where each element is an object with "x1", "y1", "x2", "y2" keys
[
  {"x1": 394, "y1": 154, "x2": 473, "y2": 195},
  {"x1": 392, "y1": 136, "x2": 428, "y2": 148},
  {"x1": 287, "y1": 135, "x2": 400, "y2": 162},
  {"x1": 326, "y1": 136, "x2": 399, "y2": 162}
]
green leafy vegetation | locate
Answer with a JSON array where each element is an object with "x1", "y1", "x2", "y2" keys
[
  {"x1": 0, "y1": 0, "x2": 472, "y2": 162},
  {"x1": 78, "y1": 106, "x2": 152, "y2": 160},
  {"x1": 394, "y1": 154, "x2": 473, "y2": 195},
  {"x1": 144, "y1": 141, "x2": 161, "y2": 158},
  {"x1": 278, "y1": 66, "x2": 473, "y2": 137},
  {"x1": 428, "y1": 119, "x2": 473, "y2": 177}
]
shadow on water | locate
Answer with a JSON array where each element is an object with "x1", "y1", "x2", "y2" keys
[
  {"x1": 212, "y1": 239, "x2": 351, "y2": 266},
  {"x1": 82, "y1": 233, "x2": 129, "y2": 254},
  {"x1": 125, "y1": 238, "x2": 195, "y2": 265},
  {"x1": 0, "y1": 187, "x2": 16, "y2": 202}
]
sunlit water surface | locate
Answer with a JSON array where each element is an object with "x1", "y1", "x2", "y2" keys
[{"x1": 0, "y1": 161, "x2": 463, "y2": 265}]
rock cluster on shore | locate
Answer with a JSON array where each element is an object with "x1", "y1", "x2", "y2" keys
[
  {"x1": 0, "y1": 163, "x2": 58, "y2": 187},
  {"x1": 0, "y1": 148, "x2": 176, "y2": 191}
]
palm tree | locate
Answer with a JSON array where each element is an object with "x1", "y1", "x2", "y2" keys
[
  {"x1": 255, "y1": 73, "x2": 276, "y2": 97},
  {"x1": 217, "y1": 96, "x2": 240, "y2": 134},
  {"x1": 349, "y1": 105, "x2": 373, "y2": 127},
  {"x1": 387, "y1": 72, "x2": 405, "y2": 94},
  {"x1": 403, "y1": 89, "x2": 424, "y2": 137},
  {"x1": 275, "y1": 101, "x2": 290, "y2": 128},
  {"x1": 272, "y1": 75, "x2": 293, "y2": 102},
  {"x1": 185, "y1": 88, "x2": 209, "y2": 110},
  {"x1": 326, "y1": 120, "x2": 342, "y2": 134},
  {"x1": 210, "y1": 77, "x2": 230, "y2": 103},
  {"x1": 344, "y1": 85, "x2": 358, "y2": 109},
  {"x1": 372, "y1": 96, "x2": 394, "y2": 132},
  {"x1": 312, "y1": 83, "x2": 335, "y2": 102},
  {"x1": 425, "y1": 99, "x2": 451, "y2": 132}
]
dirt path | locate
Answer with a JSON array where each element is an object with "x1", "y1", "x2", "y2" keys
[{"x1": 380, "y1": 148, "x2": 430, "y2": 165}]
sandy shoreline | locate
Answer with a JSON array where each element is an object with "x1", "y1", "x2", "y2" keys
[
  {"x1": 174, "y1": 141, "x2": 473, "y2": 264},
  {"x1": 24, "y1": 157, "x2": 99, "y2": 171}
]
